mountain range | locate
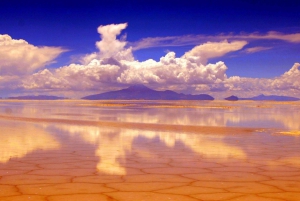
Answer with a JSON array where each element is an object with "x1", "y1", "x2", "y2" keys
[
  {"x1": 7, "y1": 95, "x2": 66, "y2": 100},
  {"x1": 239, "y1": 94, "x2": 300, "y2": 101},
  {"x1": 3, "y1": 87, "x2": 300, "y2": 101},
  {"x1": 82, "y1": 84, "x2": 214, "y2": 100}
]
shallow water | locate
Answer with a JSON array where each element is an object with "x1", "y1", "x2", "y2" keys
[{"x1": 0, "y1": 100, "x2": 300, "y2": 201}]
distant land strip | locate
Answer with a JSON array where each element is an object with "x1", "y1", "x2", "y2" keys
[{"x1": 0, "y1": 114, "x2": 257, "y2": 135}]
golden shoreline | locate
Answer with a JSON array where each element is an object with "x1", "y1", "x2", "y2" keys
[{"x1": 0, "y1": 114, "x2": 257, "y2": 135}]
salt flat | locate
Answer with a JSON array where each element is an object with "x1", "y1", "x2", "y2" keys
[{"x1": 0, "y1": 100, "x2": 300, "y2": 201}]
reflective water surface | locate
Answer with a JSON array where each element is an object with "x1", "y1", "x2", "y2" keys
[{"x1": 0, "y1": 100, "x2": 300, "y2": 201}]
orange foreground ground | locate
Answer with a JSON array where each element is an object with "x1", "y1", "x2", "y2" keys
[{"x1": 0, "y1": 100, "x2": 300, "y2": 201}]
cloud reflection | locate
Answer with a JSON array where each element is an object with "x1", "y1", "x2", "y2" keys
[
  {"x1": 1, "y1": 101, "x2": 300, "y2": 130},
  {"x1": 55, "y1": 124, "x2": 246, "y2": 175},
  {"x1": 0, "y1": 121, "x2": 60, "y2": 163}
]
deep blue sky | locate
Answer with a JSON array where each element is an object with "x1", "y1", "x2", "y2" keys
[{"x1": 1, "y1": 0, "x2": 300, "y2": 78}]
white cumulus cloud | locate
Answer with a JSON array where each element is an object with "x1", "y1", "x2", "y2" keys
[
  {"x1": 224, "y1": 63, "x2": 300, "y2": 97},
  {"x1": 0, "y1": 34, "x2": 67, "y2": 75},
  {"x1": 3, "y1": 23, "x2": 299, "y2": 98},
  {"x1": 271, "y1": 63, "x2": 300, "y2": 90},
  {"x1": 80, "y1": 23, "x2": 134, "y2": 64},
  {"x1": 118, "y1": 52, "x2": 228, "y2": 85},
  {"x1": 22, "y1": 23, "x2": 230, "y2": 93}
]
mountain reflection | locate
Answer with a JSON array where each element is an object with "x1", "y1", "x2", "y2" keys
[
  {"x1": 1, "y1": 100, "x2": 300, "y2": 174},
  {"x1": 56, "y1": 124, "x2": 246, "y2": 175},
  {"x1": 0, "y1": 121, "x2": 60, "y2": 163},
  {"x1": 1, "y1": 101, "x2": 299, "y2": 130}
]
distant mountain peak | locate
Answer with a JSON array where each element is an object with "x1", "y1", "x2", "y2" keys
[
  {"x1": 239, "y1": 94, "x2": 300, "y2": 101},
  {"x1": 82, "y1": 85, "x2": 214, "y2": 100},
  {"x1": 224, "y1": 95, "x2": 238, "y2": 101}
]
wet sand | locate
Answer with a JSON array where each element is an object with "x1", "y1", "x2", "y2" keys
[
  {"x1": 0, "y1": 114, "x2": 256, "y2": 135},
  {"x1": 0, "y1": 100, "x2": 300, "y2": 201}
]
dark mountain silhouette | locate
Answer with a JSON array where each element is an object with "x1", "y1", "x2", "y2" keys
[
  {"x1": 224, "y1": 95, "x2": 238, "y2": 101},
  {"x1": 239, "y1": 94, "x2": 300, "y2": 101},
  {"x1": 82, "y1": 84, "x2": 214, "y2": 100},
  {"x1": 8, "y1": 95, "x2": 66, "y2": 100}
]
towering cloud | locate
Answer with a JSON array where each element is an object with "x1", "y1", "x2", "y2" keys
[
  {"x1": 22, "y1": 23, "x2": 231, "y2": 92},
  {"x1": 80, "y1": 23, "x2": 134, "y2": 64},
  {"x1": 2, "y1": 23, "x2": 299, "y2": 98}
]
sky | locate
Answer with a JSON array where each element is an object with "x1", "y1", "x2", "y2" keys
[{"x1": 0, "y1": 0, "x2": 300, "y2": 98}]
